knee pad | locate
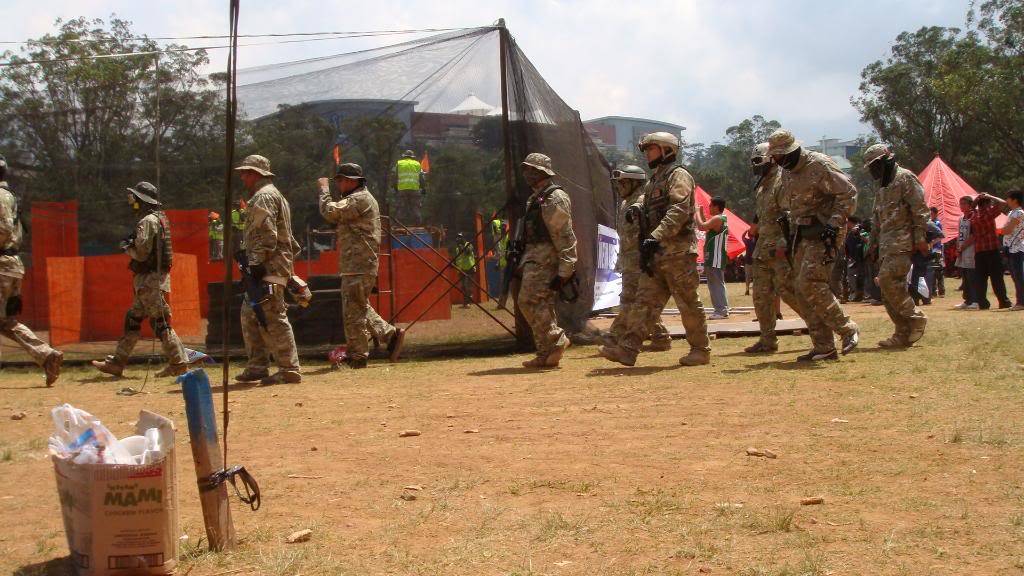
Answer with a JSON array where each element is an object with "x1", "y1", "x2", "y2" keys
[
  {"x1": 151, "y1": 315, "x2": 171, "y2": 338},
  {"x1": 124, "y1": 313, "x2": 144, "y2": 333}
]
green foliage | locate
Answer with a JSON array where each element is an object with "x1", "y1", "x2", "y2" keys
[
  {"x1": 854, "y1": 6, "x2": 1024, "y2": 191},
  {"x1": 422, "y1": 144, "x2": 503, "y2": 243},
  {"x1": 0, "y1": 16, "x2": 224, "y2": 251}
]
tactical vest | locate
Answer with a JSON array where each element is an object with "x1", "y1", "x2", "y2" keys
[
  {"x1": 130, "y1": 211, "x2": 173, "y2": 274},
  {"x1": 0, "y1": 183, "x2": 23, "y2": 255},
  {"x1": 643, "y1": 166, "x2": 684, "y2": 230},
  {"x1": 523, "y1": 185, "x2": 559, "y2": 245}
]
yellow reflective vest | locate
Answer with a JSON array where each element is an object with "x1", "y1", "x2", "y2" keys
[{"x1": 396, "y1": 158, "x2": 422, "y2": 192}]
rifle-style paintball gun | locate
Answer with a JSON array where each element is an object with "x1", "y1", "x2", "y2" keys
[
  {"x1": 234, "y1": 250, "x2": 271, "y2": 328},
  {"x1": 776, "y1": 212, "x2": 793, "y2": 266}
]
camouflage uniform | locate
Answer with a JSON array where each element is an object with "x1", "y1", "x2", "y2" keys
[
  {"x1": 870, "y1": 162, "x2": 929, "y2": 345},
  {"x1": 773, "y1": 132, "x2": 859, "y2": 355},
  {"x1": 608, "y1": 187, "x2": 671, "y2": 348},
  {"x1": 114, "y1": 211, "x2": 187, "y2": 367},
  {"x1": 516, "y1": 182, "x2": 577, "y2": 360},
  {"x1": 750, "y1": 165, "x2": 804, "y2": 350},
  {"x1": 0, "y1": 181, "x2": 60, "y2": 368},
  {"x1": 616, "y1": 164, "x2": 710, "y2": 363},
  {"x1": 319, "y1": 179, "x2": 397, "y2": 361},
  {"x1": 241, "y1": 178, "x2": 301, "y2": 373}
]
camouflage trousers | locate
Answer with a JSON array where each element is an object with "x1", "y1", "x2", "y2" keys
[
  {"x1": 394, "y1": 190, "x2": 423, "y2": 226},
  {"x1": 241, "y1": 285, "x2": 300, "y2": 372},
  {"x1": 516, "y1": 260, "x2": 568, "y2": 357},
  {"x1": 342, "y1": 274, "x2": 396, "y2": 360},
  {"x1": 793, "y1": 239, "x2": 858, "y2": 352},
  {"x1": 619, "y1": 252, "x2": 709, "y2": 355},
  {"x1": 114, "y1": 283, "x2": 186, "y2": 366},
  {"x1": 878, "y1": 252, "x2": 927, "y2": 340},
  {"x1": 751, "y1": 255, "x2": 804, "y2": 347},
  {"x1": 0, "y1": 275, "x2": 56, "y2": 366},
  {"x1": 609, "y1": 267, "x2": 670, "y2": 345}
]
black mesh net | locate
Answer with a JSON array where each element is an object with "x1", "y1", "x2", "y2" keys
[{"x1": 2, "y1": 22, "x2": 614, "y2": 361}]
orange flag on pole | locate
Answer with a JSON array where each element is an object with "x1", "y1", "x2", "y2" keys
[
  {"x1": 332, "y1": 144, "x2": 341, "y2": 166},
  {"x1": 420, "y1": 151, "x2": 431, "y2": 174}
]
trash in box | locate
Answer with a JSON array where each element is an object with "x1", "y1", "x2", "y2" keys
[{"x1": 50, "y1": 404, "x2": 179, "y2": 576}]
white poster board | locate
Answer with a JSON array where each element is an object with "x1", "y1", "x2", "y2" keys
[{"x1": 593, "y1": 224, "x2": 622, "y2": 311}]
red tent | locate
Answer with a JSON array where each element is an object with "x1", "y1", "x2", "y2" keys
[
  {"x1": 918, "y1": 155, "x2": 1006, "y2": 242},
  {"x1": 695, "y1": 185, "x2": 750, "y2": 263}
]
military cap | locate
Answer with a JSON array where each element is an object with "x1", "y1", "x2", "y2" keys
[
  {"x1": 234, "y1": 154, "x2": 275, "y2": 177},
  {"x1": 521, "y1": 152, "x2": 555, "y2": 176},
  {"x1": 767, "y1": 129, "x2": 800, "y2": 156},
  {"x1": 127, "y1": 181, "x2": 161, "y2": 206},
  {"x1": 862, "y1": 143, "x2": 892, "y2": 167}
]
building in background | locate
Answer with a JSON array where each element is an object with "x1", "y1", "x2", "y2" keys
[
  {"x1": 806, "y1": 137, "x2": 863, "y2": 173},
  {"x1": 583, "y1": 116, "x2": 686, "y2": 153}
]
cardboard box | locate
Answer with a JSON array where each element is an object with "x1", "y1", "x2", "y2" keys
[{"x1": 53, "y1": 410, "x2": 179, "y2": 576}]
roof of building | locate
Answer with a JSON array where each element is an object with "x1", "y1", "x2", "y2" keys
[
  {"x1": 583, "y1": 115, "x2": 685, "y2": 132},
  {"x1": 450, "y1": 92, "x2": 496, "y2": 116}
]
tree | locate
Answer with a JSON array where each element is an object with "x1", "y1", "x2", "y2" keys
[{"x1": 0, "y1": 16, "x2": 223, "y2": 251}]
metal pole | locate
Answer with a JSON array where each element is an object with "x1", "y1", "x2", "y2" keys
[{"x1": 154, "y1": 54, "x2": 161, "y2": 189}]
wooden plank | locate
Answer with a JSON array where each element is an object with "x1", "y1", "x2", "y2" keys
[
  {"x1": 668, "y1": 319, "x2": 807, "y2": 338},
  {"x1": 181, "y1": 369, "x2": 236, "y2": 551}
]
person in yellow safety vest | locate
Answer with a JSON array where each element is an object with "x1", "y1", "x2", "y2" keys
[
  {"x1": 490, "y1": 218, "x2": 508, "y2": 268},
  {"x1": 230, "y1": 200, "x2": 246, "y2": 251},
  {"x1": 394, "y1": 150, "x2": 425, "y2": 226},
  {"x1": 208, "y1": 211, "x2": 224, "y2": 261},
  {"x1": 453, "y1": 233, "x2": 476, "y2": 308}
]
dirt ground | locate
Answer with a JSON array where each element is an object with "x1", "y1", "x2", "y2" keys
[{"x1": 2, "y1": 284, "x2": 1024, "y2": 576}]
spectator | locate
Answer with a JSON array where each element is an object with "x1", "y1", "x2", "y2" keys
[
  {"x1": 742, "y1": 217, "x2": 757, "y2": 296},
  {"x1": 696, "y1": 197, "x2": 730, "y2": 319},
  {"x1": 452, "y1": 233, "x2": 476, "y2": 308},
  {"x1": 928, "y1": 207, "x2": 945, "y2": 297},
  {"x1": 909, "y1": 219, "x2": 942, "y2": 306},
  {"x1": 954, "y1": 196, "x2": 978, "y2": 310},
  {"x1": 208, "y1": 211, "x2": 224, "y2": 261},
  {"x1": 1000, "y1": 190, "x2": 1024, "y2": 311},
  {"x1": 970, "y1": 192, "x2": 1011, "y2": 309}
]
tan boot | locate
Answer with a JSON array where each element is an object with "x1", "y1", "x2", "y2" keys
[
  {"x1": 155, "y1": 363, "x2": 188, "y2": 378},
  {"x1": 878, "y1": 336, "x2": 909, "y2": 349},
  {"x1": 907, "y1": 317, "x2": 927, "y2": 344},
  {"x1": 44, "y1": 350, "x2": 64, "y2": 386},
  {"x1": 647, "y1": 338, "x2": 672, "y2": 352},
  {"x1": 678, "y1": 348, "x2": 710, "y2": 366},
  {"x1": 598, "y1": 344, "x2": 636, "y2": 367},
  {"x1": 91, "y1": 356, "x2": 125, "y2": 377},
  {"x1": 234, "y1": 367, "x2": 269, "y2": 383},
  {"x1": 544, "y1": 340, "x2": 571, "y2": 367},
  {"x1": 744, "y1": 341, "x2": 777, "y2": 354},
  {"x1": 522, "y1": 355, "x2": 548, "y2": 368},
  {"x1": 259, "y1": 370, "x2": 302, "y2": 386}
]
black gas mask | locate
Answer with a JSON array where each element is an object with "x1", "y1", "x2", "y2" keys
[
  {"x1": 868, "y1": 155, "x2": 897, "y2": 186},
  {"x1": 751, "y1": 156, "x2": 771, "y2": 177},
  {"x1": 775, "y1": 147, "x2": 802, "y2": 171}
]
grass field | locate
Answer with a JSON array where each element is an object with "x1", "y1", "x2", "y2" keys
[{"x1": 2, "y1": 285, "x2": 1023, "y2": 575}]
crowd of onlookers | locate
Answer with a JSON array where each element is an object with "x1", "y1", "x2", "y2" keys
[{"x1": 734, "y1": 191, "x2": 1024, "y2": 312}]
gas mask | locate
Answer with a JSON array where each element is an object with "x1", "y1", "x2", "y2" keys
[
  {"x1": 775, "y1": 147, "x2": 802, "y2": 171},
  {"x1": 868, "y1": 155, "x2": 897, "y2": 186}
]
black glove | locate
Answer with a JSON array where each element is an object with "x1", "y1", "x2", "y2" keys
[
  {"x1": 641, "y1": 238, "x2": 661, "y2": 259},
  {"x1": 624, "y1": 205, "x2": 641, "y2": 224},
  {"x1": 820, "y1": 224, "x2": 838, "y2": 244},
  {"x1": 250, "y1": 263, "x2": 267, "y2": 281}
]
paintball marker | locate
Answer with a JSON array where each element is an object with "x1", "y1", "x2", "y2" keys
[
  {"x1": 776, "y1": 212, "x2": 793, "y2": 265},
  {"x1": 234, "y1": 250, "x2": 271, "y2": 328},
  {"x1": 548, "y1": 273, "x2": 581, "y2": 303},
  {"x1": 632, "y1": 204, "x2": 656, "y2": 277}
]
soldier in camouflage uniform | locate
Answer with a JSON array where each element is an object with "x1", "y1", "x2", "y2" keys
[
  {"x1": 515, "y1": 153, "x2": 577, "y2": 368},
  {"x1": 769, "y1": 129, "x2": 859, "y2": 361},
  {"x1": 319, "y1": 163, "x2": 405, "y2": 369},
  {"x1": 92, "y1": 182, "x2": 188, "y2": 378},
  {"x1": 233, "y1": 155, "x2": 302, "y2": 385},
  {"x1": 604, "y1": 165, "x2": 671, "y2": 351},
  {"x1": 0, "y1": 154, "x2": 63, "y2": 385},
  {"x1": 599, "y1": 132, "x2": 711, "y2": 367},
  {"x1": 863, "y1": 144, "x2": 929, "y2": 348},
  {"x1": 745, "y1": 143, "x2": 805, "y2": 353}
]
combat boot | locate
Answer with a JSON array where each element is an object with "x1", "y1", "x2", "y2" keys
[
  {"x1": 907, "y1": 317, "x2": 927, "y2": 344},
  {"x1": 840, "y1": 325, "x2": 860, "y2": 355},
  {"x1": 600, "y1": 332, "x2": 618, "y2": 347},
  {"x1": 646, "y1": 338, "x2": 672, "y2": 352},
  {"x1": 522, "y1": 355, "x2": 549, "y2": 369},
  {"x1": 744, "y1": 341, "x2": 777, "y2": 354},
  {"x1": 155, "y1": 363, "x2": 188, "y2": 378},
  {"x1": 259, "y1": 370, "x2": 302, "y2": 386},
  {"x1": 797, "y1": 348, "x2": 838, "y2": 362},
  {"x1": 234, "y1": 367, "x2": 269, "y2": 383},
  {"x1": 44, "y1": 350, "x2": 63, "y2": 387},
  {"x1": 91, "y1": 356, "x2": 125, "y2": 377},
  {"x1": 598, "y1": 344, "x2": 636, "y2": 367},
  {"x1": 388, "y1": 328, "x2": 406, "y2": 362},
  {"x1": 678, "y1": 348, "x2": 710, "y2": 366},
  {"x1": 877, "y1": 336, "x2": 909, "y2": 349}
]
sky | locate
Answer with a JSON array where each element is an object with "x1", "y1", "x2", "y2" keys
[{"x1": 5, "y1": 0, "x2": 972, "y2": 145}]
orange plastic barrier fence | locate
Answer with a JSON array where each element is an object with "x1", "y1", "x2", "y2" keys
[{"x1": 45, "y1": 257, "x2": 84, "y2": 347}]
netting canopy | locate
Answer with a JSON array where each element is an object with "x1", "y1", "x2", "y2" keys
[{"x1": 234, "y1": 24, "x2": 615, "y2": 332}]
